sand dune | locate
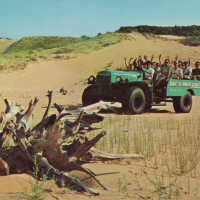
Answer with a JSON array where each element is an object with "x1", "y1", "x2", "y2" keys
[{"x1": 0, "y1": 32, "x2": 199, "y2": 99}]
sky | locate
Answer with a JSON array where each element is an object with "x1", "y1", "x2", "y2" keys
[{"x1": 0, "y1": 0, "x2": 200, "y2": 39}]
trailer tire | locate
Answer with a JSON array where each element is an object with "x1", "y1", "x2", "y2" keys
[
  {"x1": 129, "y1": 87, "x2": 146, "y2": 114},
  {"x1": 82, "y1": 85, "x2": 99, "y2": 106},
  {"x1": 173, "y1": 92, "x2": 192, "y2": 113}
]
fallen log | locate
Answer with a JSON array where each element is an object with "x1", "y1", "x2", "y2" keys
[{"x1": 81, "y1": 101, "x2": 117, "y2": 114}]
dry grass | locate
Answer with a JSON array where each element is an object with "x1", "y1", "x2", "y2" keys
[{"x1": 90, "y1": 103, "x2": 200, "y2": 199}]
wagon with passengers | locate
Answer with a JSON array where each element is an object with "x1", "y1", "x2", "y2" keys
[{"x1": 82, "y1": 69, "x2": 200, "y2": 114}]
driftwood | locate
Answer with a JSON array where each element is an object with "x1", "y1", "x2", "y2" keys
[
  {"x1": 90, "y1": 147, "x2": 144, "y2": 159},
  {"x1": 0, "y1": 92, "x2": 143, "y2": 195}
]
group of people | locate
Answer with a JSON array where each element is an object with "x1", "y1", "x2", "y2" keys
[{"x1": 124, "y1": 55, "x2": 200, "y2": 83}]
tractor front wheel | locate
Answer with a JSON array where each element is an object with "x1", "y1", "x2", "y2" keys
[
  {"x1": 82, "y1": 85, "x2": 100, "y2": 106},
  {"x1": 128, "y1": 87, "x2": 146, "y2": 114}
]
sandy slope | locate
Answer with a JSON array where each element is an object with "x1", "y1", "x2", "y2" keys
[
  {"x1": 0, "y1": 33, "x2": 200, "y2": 199},
  {"x1": 0, "y1": 32, "x2": 199, "y2": 99}
]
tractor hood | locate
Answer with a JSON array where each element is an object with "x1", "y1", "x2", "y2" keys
[{"x1": 96, "y1": 70, "x2": 143, "y2": 84}]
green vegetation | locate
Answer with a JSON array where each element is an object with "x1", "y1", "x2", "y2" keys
[
  {"x1": 117, "y1": 25, "x2": 200, "y2": 36},
  {"x1": 22, "y1": 156, "x2": 48, "y2": 200},
  {"x1": 181, "y1": 36, "x2": 200, "y2": 46},
  {"x1": 1, "y1": 25, "x2": 200, "y2": 71},
  {"x1": 0, "y1": 32, "x2": 121, "y2": 71},
  {"x1": 117, "y1": 25, "x2": 200, "y2": 47},
  {"x1": 5, "y1": 33, "x2": 121, "y2": 54}
]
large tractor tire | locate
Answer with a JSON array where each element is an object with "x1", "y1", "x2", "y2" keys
[
  {"x1": 128, "y1": 87, "x2": 146, "y2": 114},
  {"x1": 173, "y1": 92, "x2": 192, "y2": 113},
  {"x1": 82, "y1": 85, "x2": 99, "y2": 106}
]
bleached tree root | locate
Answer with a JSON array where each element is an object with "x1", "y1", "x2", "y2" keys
[
  {"x1": 0, "y1": 93, "x2": 144, "y2": 196},
  {"x1": 90, "y1": 147, "x2": 144, "y2": 160}
]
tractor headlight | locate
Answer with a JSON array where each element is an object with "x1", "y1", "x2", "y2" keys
[
  {"x1": 88, "y1": 75, "x2": 96, "y2": 84},
  {"x1": 116, "y1": 76, "x2": 122, "y2": 83}
]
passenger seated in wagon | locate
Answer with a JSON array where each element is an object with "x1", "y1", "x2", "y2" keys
[
  {"x1": 171, "y1": 61, "x2": 183, "y2": 79},
  {"x1": 183, "y1": 61, "x2": 192, "y2": 79},
  {"x1": 142, "y1": 61, "x2": 155, "y2": 81},
  {"x1": 153, "y1": 58, "x2": 172, "y2": 98},
  {"x1": 192, "y1": 61, "x2": 200, "y2": 80}
]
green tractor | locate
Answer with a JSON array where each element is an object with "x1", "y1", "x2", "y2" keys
[{"x1": 82, "y1": 69, "x2": 200, "y2": 114}]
